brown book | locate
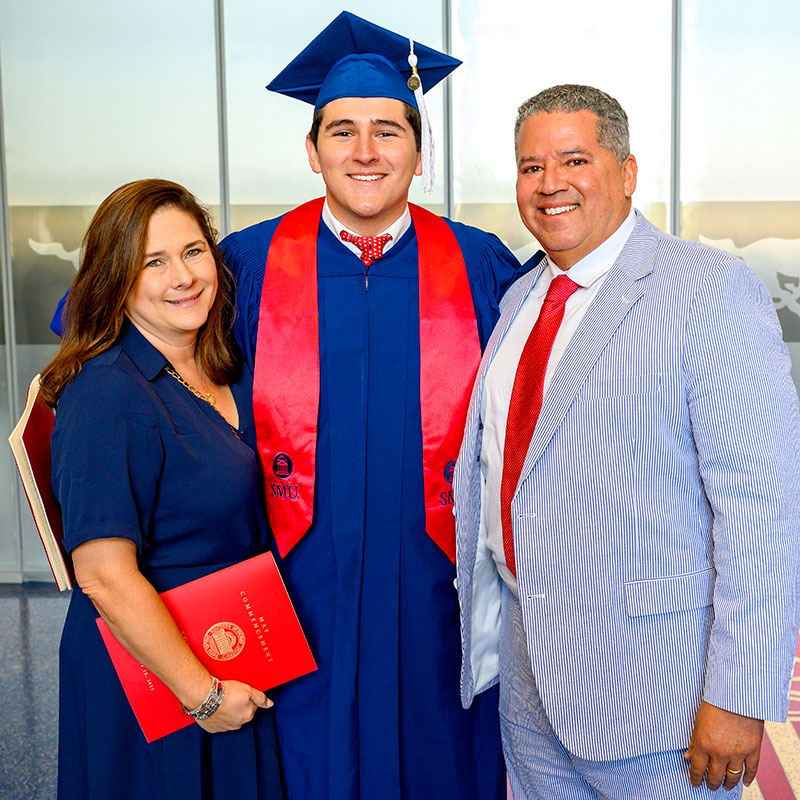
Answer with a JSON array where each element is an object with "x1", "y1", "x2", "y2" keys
[
  {"x1": 97, "y1": 551, "x2": 317, "y2": 742},
  {"x1": 8, "y1": 374, "x2": 73, "y2": 590}
]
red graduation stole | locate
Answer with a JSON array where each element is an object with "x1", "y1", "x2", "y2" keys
[{"x1": 253, "y1": 198, "x2": 481, "y2": 562}]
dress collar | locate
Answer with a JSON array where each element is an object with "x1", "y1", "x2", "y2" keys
[{"x1": 116, "y1": 318, "x2": 169, "y2": 381}]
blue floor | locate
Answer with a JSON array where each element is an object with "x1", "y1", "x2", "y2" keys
[{"x1": 1, "y1": 582, "x2": 70, "y2": 800}]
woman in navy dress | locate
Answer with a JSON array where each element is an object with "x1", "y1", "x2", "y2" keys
[{"x1": 40, "y1": 179, "x2": 283, "y2": 800}]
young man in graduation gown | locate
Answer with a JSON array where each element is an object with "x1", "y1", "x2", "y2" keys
[{"x1": 220, "y1": 13, "x2": 534, "y2": 800}]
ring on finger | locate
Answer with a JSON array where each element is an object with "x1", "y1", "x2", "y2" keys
[{"x1": 726, "y1": 766, "x2": 744, "y2": 775}]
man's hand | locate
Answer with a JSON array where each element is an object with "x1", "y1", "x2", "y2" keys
[{"x1": 684, "y1": 701, "x2": 764, "y2": 791}]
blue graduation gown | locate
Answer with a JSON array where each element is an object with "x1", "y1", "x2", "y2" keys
[{"x1": 221, "y1": 215, "x2": 523, "y2": 800}]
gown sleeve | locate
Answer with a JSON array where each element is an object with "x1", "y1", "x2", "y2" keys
[
  {"x1": 51, "y1": 360, "x2": 164, "y2": 554},
  {"x1": 445, "y1": 221, "x2": 544, "y2": 349},
  {"x1": 51, "y1": 291, "x2": 69, "y2": 336},
  {"x1": 220, "y1": 220, "x2": 280, "y2": 373}
]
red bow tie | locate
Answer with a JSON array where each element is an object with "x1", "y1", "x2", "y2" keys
[{"x1": 340, "y1": 230, "x2": 393, "y2": 266}]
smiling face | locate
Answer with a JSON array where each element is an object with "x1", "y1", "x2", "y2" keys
[
  {"x1": 305, "y1": 96, "x2": 422, "y2": 236},
  {"x1": 515, "y1": 109, "x2": 637, "y2": 270},
  {"x1": 125, "y1": 206, "x2": 218, "y2": 349}
]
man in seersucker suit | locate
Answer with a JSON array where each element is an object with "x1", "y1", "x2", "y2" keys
[{"x1": 453, "y1": 83, "x2": 800, "y2": 799}]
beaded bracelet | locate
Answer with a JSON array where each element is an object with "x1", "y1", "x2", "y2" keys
[{"x1": 180, "y1": 676, "x2": 226, "y2": 720}]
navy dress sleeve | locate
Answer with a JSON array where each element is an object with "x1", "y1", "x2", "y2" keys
[{"x1": 52, "y1": 355, "x2": 163, "y2": 554}]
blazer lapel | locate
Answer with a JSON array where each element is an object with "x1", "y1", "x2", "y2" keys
[
  {"x1": 515, "y1": 214, "x2": 661, "y2": 489},
  {"x1": 468, "y1": 260, "x2": 548, "y2": 425},
  {"x1": 456, "y1": 259, "x2": 547, "y2": 581},
  {"x1": 457, "y1": 259, "x2": 547, "y2": 527}
]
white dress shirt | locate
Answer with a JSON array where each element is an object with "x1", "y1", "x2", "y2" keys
[
  {"x1": 321, "y1": 200, "x2": 411, "y2": 257},
  {"x1": 480, "y1": 208, "x2": 636, "y2": 595}
]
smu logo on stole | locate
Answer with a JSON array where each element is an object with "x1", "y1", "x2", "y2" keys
[
  {"x1": 271, "y1": 452, "x2": 299, "y2": 500},
  {"x1": 440, "y1": 459, "x2": 456, "y2": 506}
]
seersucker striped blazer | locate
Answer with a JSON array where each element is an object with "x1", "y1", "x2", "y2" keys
[{"x1": 454, "y1": 210, "x2": 800, "y2": 761}]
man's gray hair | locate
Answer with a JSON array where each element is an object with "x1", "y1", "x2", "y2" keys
[{"x1": 514, "y1": 84, "x2": 630, "y2": 164}]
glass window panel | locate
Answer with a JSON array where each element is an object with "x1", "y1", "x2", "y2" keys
[
  {"x1": 451, "y1": 0, "x2": 672, "y2": 262},
  {"x1": 0, "y1": 338, "x2": 17, "y2": 576},
  {"x1": 0, "y1": 0, "x2": 220, "y2": 577},
  {"x1": 1, "y1": 0, "x2": 220, "y2": 345},
  {"x1": 224, "y1": 0, "x2": 445, "y2": 232},
  {"x1": 681, "y1": 0, "x2": 799, "y2": 204},
  {"x1": 1, "y1": 1, "x2": 220, "y2": 206},
  {"x1": 1, "y1": 72, "x2": 18, "y2": 577},
  {"x1": 680, "y1": 0, "x2": 800, "y2": 383}
]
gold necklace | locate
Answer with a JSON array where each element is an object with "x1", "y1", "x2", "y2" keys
[
  {"x1": 164, "y1": 365, "x2": 216, "y2": 406},
  {"x1": 164, "y1": 365, "x2": 242, "y2": 440}
]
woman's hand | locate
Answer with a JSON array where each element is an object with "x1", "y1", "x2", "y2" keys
[
  {"x1": 196, "y1": 681, "x2": 273, "y2": 733},
  {"x1": 73, "y1": 538, "x2": 272, "y2": 735}
]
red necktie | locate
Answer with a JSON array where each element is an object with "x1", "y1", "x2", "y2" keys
[
  {"x1": 500, "y1": 274, "x2": 580, "y2": 577},
  {"x1": 340, "y1": 230, "x2": 392, "y2": 266}
]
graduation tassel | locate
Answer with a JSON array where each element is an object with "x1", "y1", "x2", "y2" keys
[{"x1": 408, "y1": 39, "x2": 435, "y2": 193}]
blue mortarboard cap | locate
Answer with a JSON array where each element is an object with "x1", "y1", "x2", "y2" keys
[{"x1": 267, "y1": 11, "x2": 461, "y2": 111}]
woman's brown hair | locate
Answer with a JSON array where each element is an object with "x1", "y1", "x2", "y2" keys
[{"x1": 39, "y1": 179, "x2": 236, "y2": 407}]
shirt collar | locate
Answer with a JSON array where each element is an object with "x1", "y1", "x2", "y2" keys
[
  {"x1": 321, "y1": 200, "x2": 412, "y2": 257},
  {"x1": 116, "y1": 317, "x2": 169, "y2": 381},
  {"x1": 546, "y1": 206, "x2": 637, "y2": 288}
]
